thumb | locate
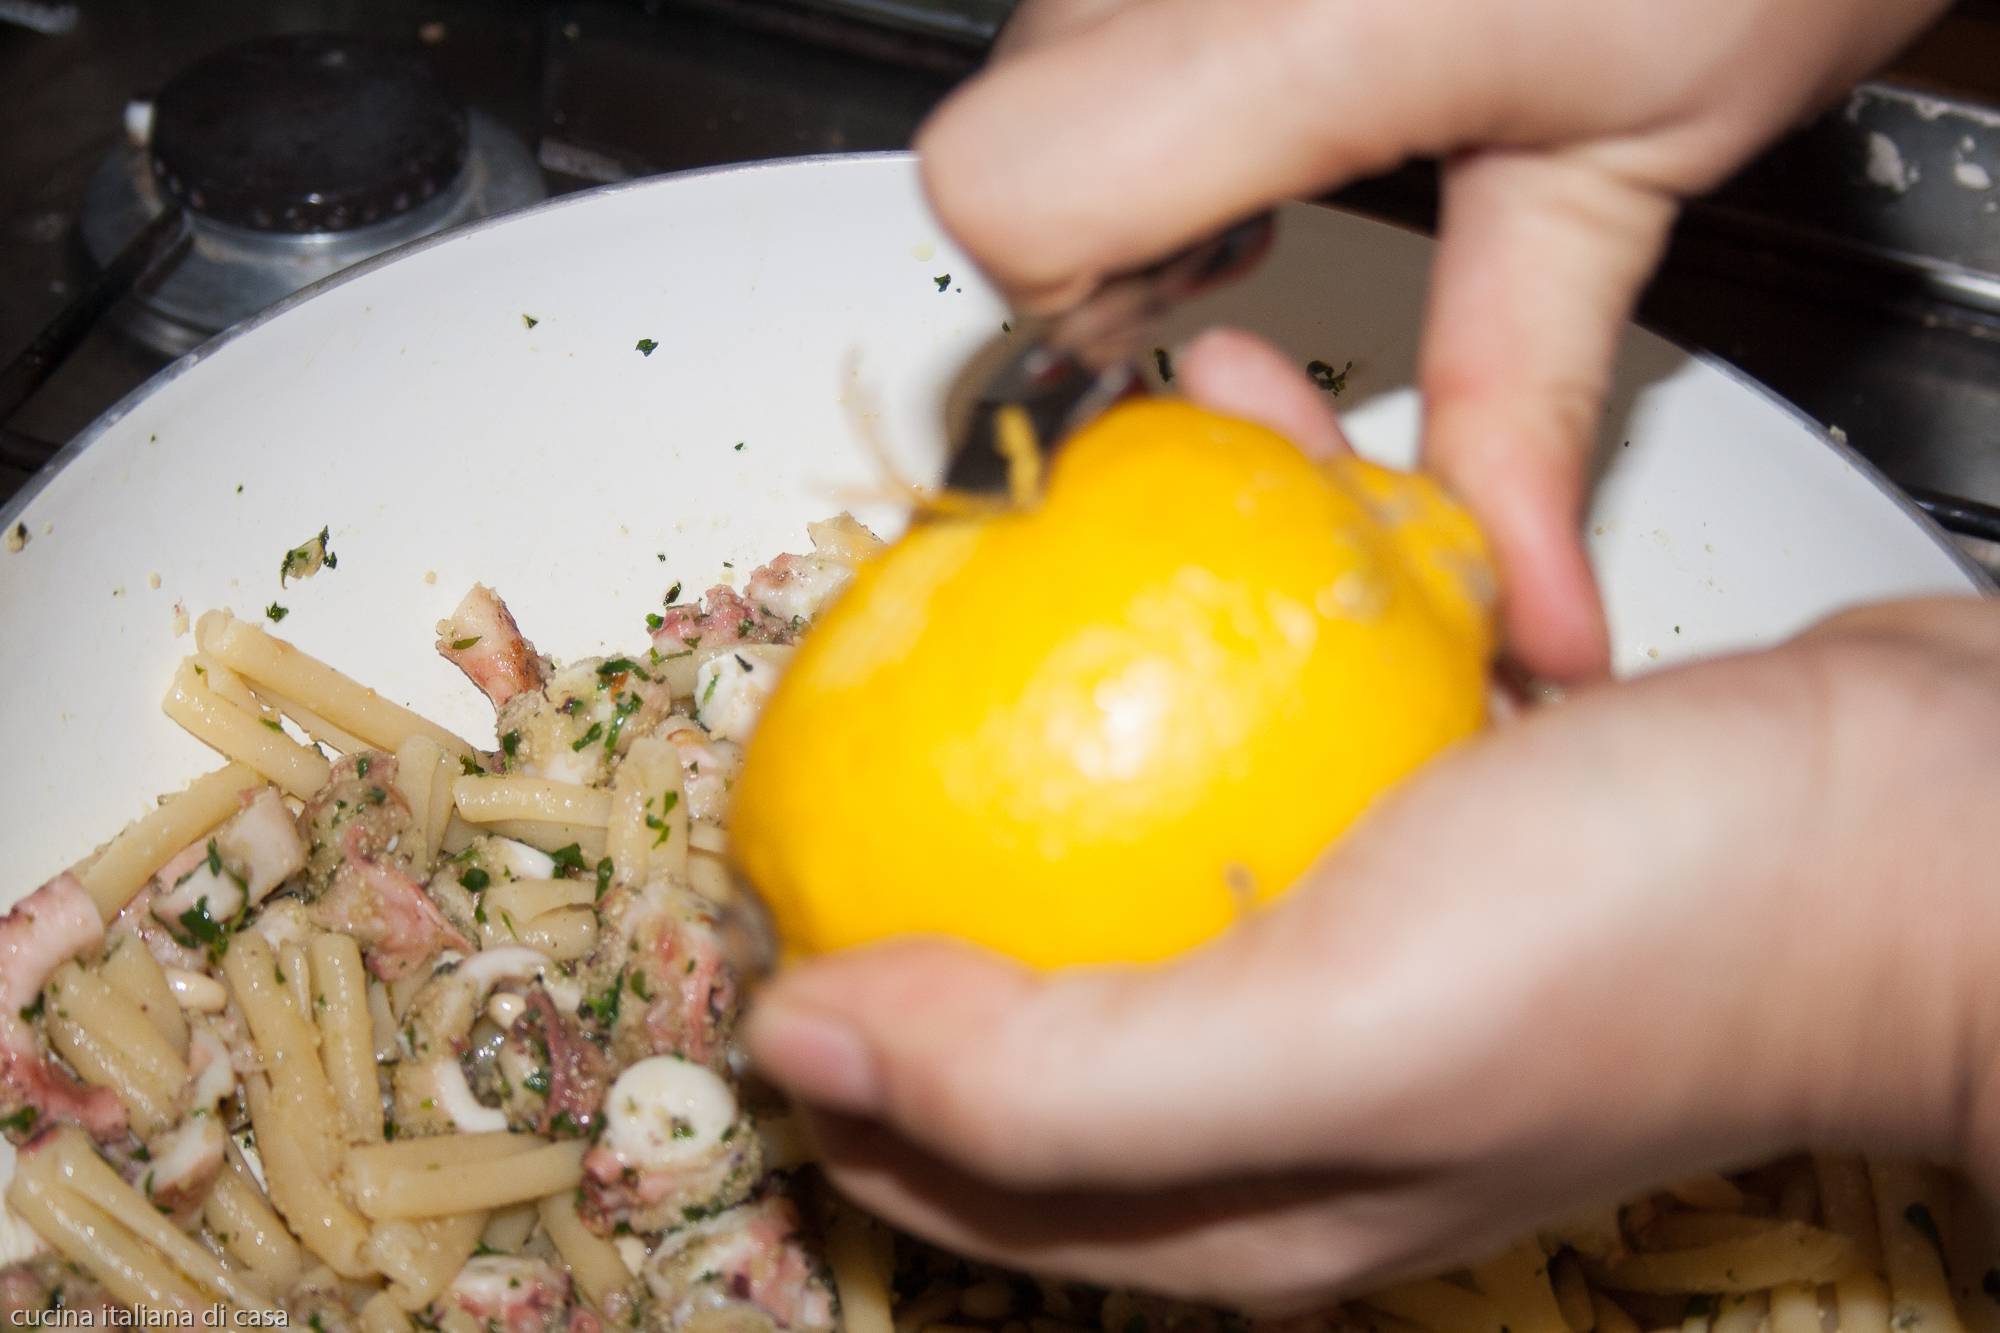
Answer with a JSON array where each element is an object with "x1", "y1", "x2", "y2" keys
[{"x1": 1419, "y1": 150, "x2": 1675, "y2": 680}]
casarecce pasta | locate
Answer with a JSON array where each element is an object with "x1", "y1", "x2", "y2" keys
[{"x1": 0, "y1": 514, "x2": 1989, "y2": 1333}]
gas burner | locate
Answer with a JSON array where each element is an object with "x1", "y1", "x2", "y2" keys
[{"x1": 80, "y1": 33, "x2": 543, "y2": 355}]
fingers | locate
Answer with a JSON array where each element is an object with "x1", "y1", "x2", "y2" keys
[
  {"x1": 917, "y1": 0, "x2": 1499, "y2": 309},
  {"x1": 1418, "y1": 151, "x2": 1676, "y2": 679},
  {"x1": 1174, "y1": 327, "x2": 1352, "y2": 459},
  {"x1": 799, "y1": 1111, "x2": 1451, "y2": 1310},
  {"x1": 990, "y1": 0, "x2": 1147, "y2": 57}
]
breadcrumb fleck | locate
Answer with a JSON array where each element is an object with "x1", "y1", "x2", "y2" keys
[
  {"x1": 147, "y1": 571, "x2": 161, "y2": 590},
  {"x1": 172, "y1": 602, "x2": 189, "y2": 637},
  {"x1": 4, "y1": 522, "x2": 25, "y2": 553},
  {"x1": 423, "y1": 570, "x2": 438, "y2": 585}
]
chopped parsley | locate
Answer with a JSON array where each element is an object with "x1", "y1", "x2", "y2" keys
[
  {"x1": 450, "y1": 635, "x2": 481, "y2": 650},
  {"x1": 549, "y1": 843, "x2": 587, "y2": 876},
  {"x1": 570, "y1": 722, "x2": 604, "y2": 751},
  {"x1": 17, "y1": 993, "x2": 43, "y2": 1023},
  {"x1": 176, "y1": 897, "x2": 233, "y2": 964},
  {"x1": 265, "y1": 602, "x2": 289, "y2": 623},
  {"x1": 1153, "y1": 347, "x2": 1174, "y2": 382},
  {"x1": 460, "y1": 867, "x2": 491, "y2": 892},
  {"x1": 550, "y1": 1109, "x2": 580, "y2": 1136},
  {"x1": 522, "y1": 314, "x2": 539, "y2": 329},
  {"x1": 460, "y1": 754, "x2": 483, "y2": 776},
  {"x1": 594, "y1": 857, "x2": 614, "y2": 901},
  {"x1": 733, "y1": 441, "x2": 745, "y2": 452},
  {"x1": 644, "y1": 790, "x2": 680, "y2": 847},
  {"x1": 279, "y1": 527, "x2": 337, "y2": 585},
  {"x1": 0, "y1": 1106, "x2": 37, "y2": 1135},
  {"x1": 700, "y1": 673, "x2": 719, "y2": 707},
  {"x1": 355, "y1": 755, "x2": 371, "y2": 777},
  {"x1": 523, "y1": 1067, "x2": 551, "y2": 1096},
  {"x1": 635, "y1": 338, "x2": 659, "y2": 356},
  {"x1": 579, "y1": 968, "x2": 624, "y2": 1026},
  {"x1": 664, "y1": 581, "x2": 682, "y2": 603},
  {"x1": 205, "y1": 838, "x2": 225, "y2": 878},
  {"x1": 645, "y1": 612, "x2": 665, "y2": 631},
  {"x1": 260, "y1": 717, "x2": 283, "y2": 733},
  {"x1": 628, "y1": 969, "x2": 654, "y2": 1002},
  {"x1": 671, "y1": 1122, "x2": 695, "y2": 1139},
  {"x1": 501, "y1": 730, "x2": 521, "y2": 760},
  {"x1": 597, "y1": 657, "x2": 649, "y2": 681},
  {"x1": 1306, "y1": 358, "x2": 1353, "y2": 394},
  {"x1": 933, "y1": 274, "x2": 951, "y2": 292},
  {"x1": 1002, "y1": 320, "x2": 1012, "y2": 334},
  {"x1": 363, "y1": 786, "x2": 387, "y2": 805}
]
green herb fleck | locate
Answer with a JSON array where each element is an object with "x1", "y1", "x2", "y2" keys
[
  {"x1": 522, "y1": 314, "x2": 539, "y2": 329},
  {"x1": 18, "y1": 993, "x2": 44, "y2": 1022},
  {"x1": 206, "y1": 839, "x2": 224, "y2": 878},
  {"x1": 933, "y1": 274, "x2": 951, "y2": 292},
  {"x1": 501, "y1": 730, "x2": 521, "y2": 760},
  {"x1": 645, "y1": 612, "x2": 665, "y2": 631},
  {"x1": 176, "y1": 898, "x2": 232, "y2": 964},
  {"x1": 260, "y1": 717, "x2": 283, "y2": 733},
  {"x1": 460, "y1": 754, "x2": 483, "y2": 776},
  {"x1": 450, "y1": 635, "x2": 481, "y2": 650},
  {"x1": 664, "y1": 581, "x2": 682, "y2": 603},
  {"x1": 523, "y1": 1067, "x2": 551, "y2": 1096},
  {"x1": 1306, "y1": 358, "x2": 1353, "y2": 394},
  {"x1": 460, "y1": 867, "x2": 491, "y2": 892},
  {"x1": 580, "y1": 968, "x2": 624, "y2": 1026},
  {"x1": 733, "y1": 441, "x2": 745, "y2": 452},
  {"x1": 597, "y1": 657, "x2": 649, "y2": 681},
  {"x1": 595, "y1": 857, "x2": 614, "y2": 901},
  {"x1": 571, "y1": 722, "x2": 604, "y2": 751},
  {"x1": 635, "y1": 338, "x2": 659, "y2": 356},
  {"x1": 265, "y1": 602, "x2": 289, "y2": 623},
  {"x1": 549, "y1": 843, "x2": 587, "y2": 876},
  {"x1": 355, "y1": 755, "x2": 371, "y2": 777},
  {"x1": 0, "y1": 1107, "x2": 37, "y2": 1135},
  {"x1": 1153, "y1": 347, "x2": 1174, "y2": 382},
  {"x1": 363, "y1": 786, "x2": 387, "y2": 806}
]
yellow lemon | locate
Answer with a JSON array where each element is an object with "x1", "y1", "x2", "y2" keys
[{"x1": 731, "y1": 400, "x2": 1494, "y2": 967}]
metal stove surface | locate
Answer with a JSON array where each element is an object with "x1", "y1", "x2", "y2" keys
[{"x1": 5, "y1": 0, "x2": 2000, "y2": 574}]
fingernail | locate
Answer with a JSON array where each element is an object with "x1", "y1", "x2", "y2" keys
[{"x1": 745, "y1": 1001, "x2": 884, "y2": 1115}]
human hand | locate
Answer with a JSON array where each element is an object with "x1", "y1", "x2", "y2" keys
[
  {"x1": 917, "y1": 0, "x2": 1948, "y2": 679},
  {"x1": 746, "y1": 556, "x2": 2000, "y2": 1306}
]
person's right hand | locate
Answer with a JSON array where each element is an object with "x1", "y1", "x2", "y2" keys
[
  {"x1": 746, "y1": 590, "x2": 2000, "y2": 1307},
  {"x1": 917, "y1": 0, "x2": 1949, "y2": 680}
]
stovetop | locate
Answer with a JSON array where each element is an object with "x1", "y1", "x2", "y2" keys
[{"x1": 6, "y1": 0, "x2": 2000, "y2": 571}]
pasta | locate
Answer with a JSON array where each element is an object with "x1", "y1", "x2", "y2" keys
[{"x1": 0, "y1": 519, "x2": 1985, "y2": 1333}]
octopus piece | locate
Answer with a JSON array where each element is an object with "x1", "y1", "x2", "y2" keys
[
  {"x1": 691, "y1": 645, "x2": 791, "y2": 745},
  {"x1": 0, "y1": 873, "x2": 127, "y2": 1143},
  {"x1": 138, "y1": 1024, "x2": 233, "y2": 1222},
  {"x1": 742, "y1": 552, "x2": 855, "y2": 625},
  {"x1": 642, "y1": 1198, "x2": 836, "y2": 1333},
  {"x1": 395, "y1": 947, "x2": 582, "y2": 1134},
  {"x1": 444, "y1": 1255, "x2": 573, "y2": 1333},
  {"x1": 657, "y1": 716, "x2": 743, "y2": 824},
  {"x1": 591, "y1": 879, "x2": 739, "y2": 1071},
  {"x1": 299, "y1": 751, "x2": 420, "y2": 894},
  {"x1": 309, "y1": 835, "x2": 471, "y2": 981},
  {"x1": 438, "y1": 584, "x2": 548, "y2": 710},
  {"x1": 582, "y1": 1054, "x2": 759, "y2": 1235},
  {"x1": 498, "y1": 989, "x2": 608, "y2": 1137},
  {"x1": 151, "y1": 785, "x2": 306, "y2": 935},
  {"x1": 650, "y1": 586, "x2": 796, "y2": 658}
]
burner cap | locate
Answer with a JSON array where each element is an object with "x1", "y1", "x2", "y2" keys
[{"x1": 150, "y1": 34, "x2": 469, "y2": 233}]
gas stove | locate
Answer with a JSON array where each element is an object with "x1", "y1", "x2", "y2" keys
[{"x1": 4, "y1": 0, "x2": 2000, "y2": 571}]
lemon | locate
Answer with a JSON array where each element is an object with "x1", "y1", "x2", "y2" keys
[{"x1": 731, "y1": 401, "x2": 1494, "y2": 968}]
